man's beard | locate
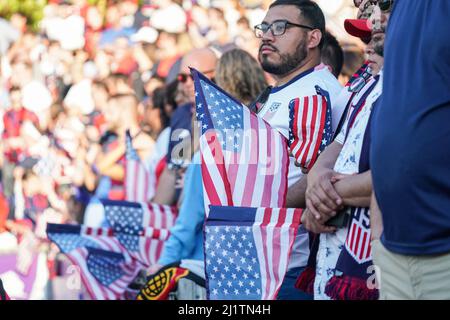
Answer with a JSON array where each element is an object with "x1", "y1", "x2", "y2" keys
[{"x1": 259, "y1": 41, "x2": 308, "y2": 76}]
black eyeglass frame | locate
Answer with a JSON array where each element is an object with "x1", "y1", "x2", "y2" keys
[{"x1": 254, "y1": 20, "x2": 315, "y2": 38}]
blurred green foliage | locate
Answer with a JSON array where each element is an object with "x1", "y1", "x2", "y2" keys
[{"x1": 0, "y1": 0, "x2": 47, "y2": 31}]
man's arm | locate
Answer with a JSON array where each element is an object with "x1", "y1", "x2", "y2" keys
[
  {"x1": 333, "y1": 171, "x2": 372, "y2": 208},
  {"x1": 95, "y1": 143, "x2": 126, "y2": 181},
  {"x1": 305, "y1": 141, "x2": 344, "y2": 219},
  {"x1": 288, "y1": 141, "x2": 343, "y2": 209},
  {"x1": 286, "y1": 176, "x2": 307, "y2": 208},
  {"x1": 152, "y1": 167, "x2": 177, "y2": 205}
]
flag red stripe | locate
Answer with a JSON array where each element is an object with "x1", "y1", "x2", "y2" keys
[
  {"x1": 300, "y1": 95, "x2": 319, "y2": 167},
  {"x1": 308, "y1": 96, "x2": 327, "y2": 170},
  {"x1": 201, "y1": 153, "x2": 224, "y2": 205},
  {"x1": 241, "y1": 116, "x2": 260, "y2": 206},
  {"x1": 294, "y1": 97, "x2": 309, "y2": 161}
]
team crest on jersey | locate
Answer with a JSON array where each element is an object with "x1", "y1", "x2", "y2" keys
[
  {"x1": 269, "y1": 102, "x2": 281, "y2": 113},
  {"x1": 345, "y1": 207, "x2": 372, "y2": 264}
]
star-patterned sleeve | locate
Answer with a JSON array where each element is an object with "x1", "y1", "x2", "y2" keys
[{"x1": 334, "y1": 114, "x2": 349, "y2": 145}]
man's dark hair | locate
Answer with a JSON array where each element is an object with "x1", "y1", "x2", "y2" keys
[
  {"x1": 92, "y1": 80, "x2": 108, "y2": 92},
  {"x1": 108, "y1": 93, "x2": 139, "y2": 106},
  {"x1": 269, "y1": 0, "x2": 326, "y2": 48},
  {"x1": 9, "y1": 86, "x2": 21, "y2": 93},
  {"x1": 321, "y1": 31, "x2": 344, "y2": 77}
]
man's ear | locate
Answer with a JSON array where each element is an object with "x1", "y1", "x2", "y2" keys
[{"x1": 308, "y1": 29, "x2": 323, "y2": 49}]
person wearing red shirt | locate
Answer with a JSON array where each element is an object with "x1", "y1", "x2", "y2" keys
[{"x1": 2, "y1": 87, "x2": 40, "y2": 204}]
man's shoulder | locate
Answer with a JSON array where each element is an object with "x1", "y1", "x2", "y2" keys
[
  {"x1": 271, "y1": 67, "x2": 342, "y2": 98},
  {"x1": 308, "y1": 68, "x2": 343, "y2": 96}
]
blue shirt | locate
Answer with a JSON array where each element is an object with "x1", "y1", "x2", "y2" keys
[
  {"x1": 371, "y1": 0, "x2": 450, "y2": 255},
  {"x1": 166, "y1": 103, "x2": 193, "y2": 167},
  {"x1": 99, "y1": 27, "x2": 135, "y2": 47},
  {"x1": 158, "y1": 152, "x2": 205, "y2": 265}
]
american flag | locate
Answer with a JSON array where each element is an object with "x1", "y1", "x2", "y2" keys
[
  {"x1": 101, "y1": 200, "x2": 178, "y2": 267},
  {"x1": 288, "y1": 85, "x2": 333, "y2": 172},
  {"x1": 46, "y1": 223, "x2": 142, "y2": 300},
  {"x1": 204, "y1": 206, "x2": 302, "y2": 300},
  {"x1": 191, "y1": 69, "x2": 289, "y2": 215},
  {"x1": 125, "y1": 130, "x2": 155, "y2": 202},
  {"x1": 345, "y1": 207, "x2": 372, "y2": 264}
]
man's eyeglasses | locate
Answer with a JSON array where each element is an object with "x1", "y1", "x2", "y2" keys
[
  {"x1": 177, "y1": 69, "x2": 215, "y2": 83},
  {"x1": 254, "y1": 20, "x2": 315, "y2": 38},
  {"x1": 370, "y1": 0, "x2": 394, "y2": 12}
]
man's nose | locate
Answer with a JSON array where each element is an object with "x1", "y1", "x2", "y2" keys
[{"x1": 261, "y1": 28, "x2": 275, "y2": 43}]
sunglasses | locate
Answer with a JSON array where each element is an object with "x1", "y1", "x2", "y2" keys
[
  {"x1": 177, "y1": 69, "x2": 215, "y2": 83},
  {"x1": 369, "y1": 0, "x2": 394, "y2": 12},
  {"x1": 254, "y1": 20, "x2": 315, "y2": 38}
]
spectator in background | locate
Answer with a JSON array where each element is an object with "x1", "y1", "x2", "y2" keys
[
  {"x1": 84, "y1": 4, "x2": 104, "y2": 57},
  {"x1": 153, "y1": 47, "x2": 218, "y2": 206},
  {"x1": 150, "y1": 0, "x2": 187, "y2": 34},
  {"x1": 105, "y1": 73, "x2": 135, "y2": 96},
  {"x1": 99, "y1": 2, "x2": 135, "y2": 48},
  {"x1": 206, "y1": 7, "x2": 237, "y2": 54},
  {"x1": 215, "y1": 48, "x2": 268, "y2": 106},
  {"x1": 234, "y1": 16, "x2": 261, "y2": 58},
  {"x1": 2, "y1": 86, "x2": 40, "y2": 206},
  {"x1": 0, "y1": 17, "x2": 21, "y2": 56},
  {"x1": 338, "y1": 44, "x2": 365, "y2": 86},
  {"x1": 83, "y1": 94, "x2": 154, "y2": 227},
  {"x1": 321, "y1": 31, "x2": 344, "y2": 78}
]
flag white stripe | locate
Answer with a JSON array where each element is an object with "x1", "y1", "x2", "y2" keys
[
  {"x1": 264, "y1": 210, "x2": 278, "y2": 299},
  {"x1": 298, "y1": 98, "x2": 314, "y2": 163},
  {"x1": 70, "y1": 250, "x2": 105, "y2": 300},
  {"x1": 276, "y1": 210, "x2": 293, "y2": 294},
  {"x1": 305, "y1": 99, "x2": 324, "y2": 167},
  {"x1": 251, "y1": 119, "x2": 268, "y2": 207},
  {"x1": 141, "y1": 203, "x2": 152, "y2": 266},
  {"x1": 201, "y1": 136, "x2": 230, "y2": 210},
  {"x1": 252, "y1": 208, "x2": 267, "y2": 299}
]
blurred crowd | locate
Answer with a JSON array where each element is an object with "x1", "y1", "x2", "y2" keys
[{"x1": 0, "y1": 0, "x2": 363, "y2": 299}]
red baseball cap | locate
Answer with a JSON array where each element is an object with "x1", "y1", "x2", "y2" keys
[{"x1": 344, "y1": 19, "x2": 372, "y2": 41}]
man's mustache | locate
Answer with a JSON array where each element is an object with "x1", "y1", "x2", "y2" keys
[{"x1": 259, "y1": 43, "x2": 278, "y2": 53}]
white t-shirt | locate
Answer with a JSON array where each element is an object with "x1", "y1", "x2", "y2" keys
[
  {"x1": 258, "y1": 65, "x2": 343, "y2": 269},
  {"x1": 314, "y1": 71, "x2": 383, "y2": 300}
]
